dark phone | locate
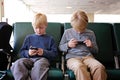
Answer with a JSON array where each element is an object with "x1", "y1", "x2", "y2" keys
[
  {"x1": 77, "y1": 41, "x2": 84, "y2": 44},
  {"x1": 29, "y1": 46, "x2": 38, "y2": 50}
]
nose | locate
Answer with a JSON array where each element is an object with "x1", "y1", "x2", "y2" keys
[{"x1": 36, "y1": 28, "x2": 41, "y2": 34}]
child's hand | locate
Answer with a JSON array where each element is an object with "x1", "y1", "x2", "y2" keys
[
  {"x1": 84, "y1": 39, "x2": 93, "y2": 48},
  {"x1": 29, "y1": 49, "x2": 37, "y2": 56},
  {"x1": 68, "y1": 38, "x2": 78, "y2": 48},
  {"x1": 37, "y1": 48, "x2": 43, "y2": 56}
]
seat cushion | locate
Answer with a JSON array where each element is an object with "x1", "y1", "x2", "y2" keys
[
  {"x1": 107, "y1": 69, "x2": 120, "y2": 80},
  {"x1": 4, "y1": 68, "x2": 63, "y2": 80},
  {"x1": 48, "y1": 68, "x2": 63, "y2": 80},
  {"x1": 66, "y1": 70, "x2": 75, "y2": 80}
]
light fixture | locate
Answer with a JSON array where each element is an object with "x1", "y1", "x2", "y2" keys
[{"x1": 66, "y1": 6, "x2": 72, "y2": 9}]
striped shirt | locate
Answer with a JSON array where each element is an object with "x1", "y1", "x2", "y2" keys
[{"x1": 59, "y1": 28, "x2": 98, "y2": 59}]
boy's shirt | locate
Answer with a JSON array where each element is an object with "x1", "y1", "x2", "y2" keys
[
  {"x1": 59, "y1": 28, "x2": 98, "y2": 59},
  {"x1": 20, "y1": 34, "x2": 58, "y2": 61}
]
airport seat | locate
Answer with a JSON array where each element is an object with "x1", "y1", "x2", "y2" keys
[
  {"x1": 63, "y1": 23, "x2": 120, "y2": 80},
  {"x1": 113, "y1": 23, "x2": 120, "y2": 67},
  {"x1": 5, "y1": 22, "x2": 64, "y2": 80}
]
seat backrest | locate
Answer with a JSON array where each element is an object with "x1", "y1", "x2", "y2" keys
[
  {"x1": 46, "y1": 23, "x2": 64, "y2": 47},
  {"x1": 46, "y1": 22, "x2": 64, "y2": 67},
  {"x1": 113, "y1": 23, "x2": 120, "y2": 55},
  {"x1": 13, "y1": 22, "x2": 34, "y2": 58},
  {"x1": 64, "y1": 23, "x2": 115, "y2": 68},
  {"x1": 13, "y1": 22, "x2": 64, "y2": 67}
]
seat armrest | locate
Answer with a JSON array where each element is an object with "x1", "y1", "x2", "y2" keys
[
  {"x1": 114, "y1": 56, "x2": 119, "y2": 69},
  {"x1": 113, "y1": 51, "x2": 120, "y2": 69},
  {"x1": 0, "y1": 71, "x2": 6, "y2": 79},
  {"x1": 61, "y1": 52, "x2": 66, "y2": 74}
]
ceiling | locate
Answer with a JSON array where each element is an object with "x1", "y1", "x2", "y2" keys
[{"x1": 21, "y1": 0, "x2": 120, "y2": 14}]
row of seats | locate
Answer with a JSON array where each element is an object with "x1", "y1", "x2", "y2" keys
[{"x1": 2, "y1": 22, "x2": 120, "y2": 80}]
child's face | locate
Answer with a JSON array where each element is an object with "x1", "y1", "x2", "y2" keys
[{"x1": 34, "y1": 25, "x2": 46, "y2": 35}]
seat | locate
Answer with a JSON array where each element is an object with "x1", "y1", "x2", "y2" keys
[
  {"x1": 113, "y1": 23, "x2": 120, "y2": 67},
  {"x1": 12, "y1": 22, "x2": 64, "y2": 80},
  {"x1": 0, "y1": 22, "x2": 64, "y2": 80},
  {"x1": 63, "y1": 22, "x2": 120, "y2": 80},
  {"x1": 0, "y1": 22, "x2": 13, "y2": 79}
]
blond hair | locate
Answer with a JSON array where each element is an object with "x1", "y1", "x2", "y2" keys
[
  {"x1": 32, "y1": 13, "x2": 47, "y2": 28},
  {"x1": 71, "y1": 10, "x2": 88, "y2": 32}
]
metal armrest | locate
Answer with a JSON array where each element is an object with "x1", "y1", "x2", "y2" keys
[
  {"x1": 114, "y1": 56, "x2": 119, "y2": 69},
  {"x1": 113, "y1": 51, "x2": 120, "y2": 69},
  {"x1": 0, "y1": 71, "x2": 7, "y2": 80},
  {"x1": 61, "y1": 52, "x2": 66, "y2": 74}
]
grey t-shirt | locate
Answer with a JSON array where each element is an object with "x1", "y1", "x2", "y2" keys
[{"x1": 59, "y1": 28, "x2": 98, "y2": 59}]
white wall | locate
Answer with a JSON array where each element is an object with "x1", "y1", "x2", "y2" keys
[
  {"x1": 94, "y1": 14, "x2": 120, "y2": 23},
  {"x1": 4, "y1": 0, "x2": 120, "y2": 25},
  {"x1": 3, "y1": 0, "x2": 34, "y2": 25},
  {"x1": 3, "y1": 0, "x2": 72, "y2": 25}
]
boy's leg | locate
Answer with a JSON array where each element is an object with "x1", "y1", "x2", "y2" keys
[
  {"x1": 83, "y1": 56, "x2": 107, "y2": 80},
  {"x1": 67, "y1": 58, "x2": 91, "y2": 80},
  {"x1": 31, "y1": 58, "x2": 50, "y2": 80},
  {"x1": 11, "y1": 58, "x2": 33, "y2": 80}
]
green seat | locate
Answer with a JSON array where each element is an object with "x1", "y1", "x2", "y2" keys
[
  {"x1": 63, "y1": 23, "x2": 120, "y2": 80},
  {"x1": 113, "y1": 23, "x2": 120, "y2": 67},
  {"x1": 87, "y1": 23, "x2": 114, "y2": 67},
  {"x1": 113, "y1": 23, "x2": 120, "y2": 55},
  {"x1": 6, "y1": 22, "x2": 64, "y2": 80}
]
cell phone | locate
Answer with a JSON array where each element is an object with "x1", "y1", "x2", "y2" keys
[
  {"x1": 29, "y1": 46, "x2": 38, "y2": 50},
  {"x1": 77, "y1": 41, "x2": 84, "y2": 44}
]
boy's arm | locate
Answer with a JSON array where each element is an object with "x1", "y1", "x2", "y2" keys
[
  {"x1": 20, "y1": 36, "x2": 30, "y2": 58},
  {"x1": 59, "y1": 31, "x2": 69, "y2": 52},
  {"x1": 88, "y1": 32, "x2": 98, "y2": 55},
  {"x1": 42, "y1": 38, "x2": 58, "y2": 61}
]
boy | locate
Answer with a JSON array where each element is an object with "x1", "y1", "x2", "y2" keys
[
  {"x1": 59, "y1": 10, "x2": 107, "y2": 80},
  {"x1": 11, "y1": 13, "x2": 58, "y2": 80}
]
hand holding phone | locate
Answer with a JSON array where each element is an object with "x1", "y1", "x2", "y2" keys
[{"x1": 29, "y1": 46, "x2": 38, "y2": 50}]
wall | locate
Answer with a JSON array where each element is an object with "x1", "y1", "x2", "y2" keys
[{"x1": 0, "y1": 0, "x2": 4, "y2": 21}]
